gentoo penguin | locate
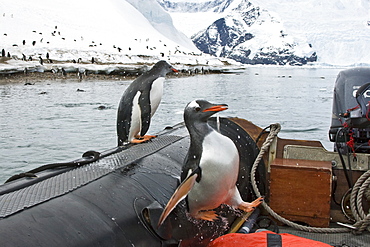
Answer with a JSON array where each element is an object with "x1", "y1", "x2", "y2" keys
[
  {"x1": 116, "y1": 60, "x2": 178, "y2": 145},
  {"x1": 158, "y1": 100, "x2": 263, "y2": 226}
]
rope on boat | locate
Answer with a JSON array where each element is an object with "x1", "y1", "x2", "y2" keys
[
  {"x1": 350, "y1": 169, "x2": 370, "y2": 234},
  {"x1": 250, "y1": 123, "x2": 361, "y2": 234}
]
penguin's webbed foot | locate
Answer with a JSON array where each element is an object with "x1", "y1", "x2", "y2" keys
[
  {"x1": 194, "y1": 210, "x2": 218, "y2": 221},
  {"x1": 131, "y1": 135, "x2": 158, "y2": 144},
  {"x1": 238, "y1": 197, "x2": 264, "y2": 213}
]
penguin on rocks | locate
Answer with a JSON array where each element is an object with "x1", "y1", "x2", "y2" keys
[
  {"x1": 158, "y1": 100, "x2": 263, "y2": 226},
  {"x1": 116, "y1": 60, "x2": 178, "y2": 145}
]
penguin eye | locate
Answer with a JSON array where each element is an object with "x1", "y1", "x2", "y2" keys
[{"x1": 195, "y1": 107, "x2": 201, "y2": 112}]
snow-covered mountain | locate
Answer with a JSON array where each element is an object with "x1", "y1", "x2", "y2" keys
[
  {"x1": 161, "y1": 0, "x2": 370, "y2": 66},
  {"x1": 194, "y1": 1, "x2": 317, "y2": 65},
  {"x1": 160, "y1": 0, "x2": 317, "y2": 65},
  {"x1": 0, "y1": 0, "x2": 240, "y2": 74}
]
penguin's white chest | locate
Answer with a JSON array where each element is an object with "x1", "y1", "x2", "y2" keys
[
  {"x1": 149, "y1": 77, "x2": 164, "y2": 116},
  {"x1": 189, "y1": 131, "x2": 239, "y2": 210},
  {"x1": 127, "y1": 77, "x2": 164, "y2": 141},
  {"x1": 200, "y1": 131, "x2": 239, "y2": 185}
]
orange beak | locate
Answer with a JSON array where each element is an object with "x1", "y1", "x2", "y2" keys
[{"x1": 202, "y1": 105, "x2": 228, "y2": 112}]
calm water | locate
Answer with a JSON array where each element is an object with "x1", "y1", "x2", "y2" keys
[{"x1": 0, "y1": 67, "x2": 344, "y2": 183}]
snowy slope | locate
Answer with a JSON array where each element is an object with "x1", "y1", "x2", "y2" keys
[
  {"x1": 1, "y1": 0, "x2": 191, "y2": 56},
  {"x1": 126, "y1": 0, "x2": 198, "y2": 50},
  {"x1": 0, "y1": 0, "x2": 241, "y2": 74},
  {"x1": 164, "y1": 0, "x2": 370, "y2": 66}
]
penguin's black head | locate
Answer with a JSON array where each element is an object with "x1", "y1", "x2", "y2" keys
[
  {"x1": 152, "y1": 60, "x2": 178, "y2": 76},
  {"x1": 184, "y1": 100, "x2": 228, "y2": 124}
]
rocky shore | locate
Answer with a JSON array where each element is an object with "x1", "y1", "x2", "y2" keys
[{"x1": 0, "y1": 64, "x2": 240, "y2": 85}]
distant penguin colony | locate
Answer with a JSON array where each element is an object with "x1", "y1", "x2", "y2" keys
[
  {"x1": 116, "y1": 60, "x2": 178, "y2": 145},
  {"x1": 158, "y1": 100, "x2": 263, "y2": 226},
  {"x1": 1, "y1": 23, "x2": 202, "y2": 74}
]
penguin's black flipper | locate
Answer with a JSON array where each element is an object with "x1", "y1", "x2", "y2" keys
[
  {"x1": 158, "y1": 173, "x2": 198, "y2": 227},
  {"x1": 117, "y1": 93, "x2": 134, "y2": 145}
]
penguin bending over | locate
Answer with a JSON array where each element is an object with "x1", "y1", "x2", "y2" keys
[
  {"x1": 158, "y1": 100, "x2": 263, "y2": 226},
  {"x1": 116, "y1": 60, "x2": 178, "y2": 145}
]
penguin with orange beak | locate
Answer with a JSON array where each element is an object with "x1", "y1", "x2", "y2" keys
[
  {"x1": 116, "y1": 60, "x2": 178, "y2": 145},
  {"x1": 158, "y1": 100, "x2": 263, "y2": 226}
]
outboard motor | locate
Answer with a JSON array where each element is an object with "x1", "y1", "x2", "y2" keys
[{"x1": 329, "y1": 67, "x2": 370, "y2": 153}]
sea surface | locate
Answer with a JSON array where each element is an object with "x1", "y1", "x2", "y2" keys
[{"x1": 0, "y1": 66, "x2": 346, "y2": 183}]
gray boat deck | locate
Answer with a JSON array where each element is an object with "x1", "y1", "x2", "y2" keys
[{"x1": 279, "y1": 225, "x2": 370, "y2": 247}]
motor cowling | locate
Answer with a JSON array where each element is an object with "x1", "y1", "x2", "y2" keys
[{"x1": 329, "y1": 67, "x2": 370, "y2": 153}]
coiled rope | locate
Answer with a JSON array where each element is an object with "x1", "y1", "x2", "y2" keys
[
  {"x1": 350, "y1": 169, "x2": 370, "y2": 233},
  {"x1": 250, "y1": 123, "x2": 370, "y2": 234}
]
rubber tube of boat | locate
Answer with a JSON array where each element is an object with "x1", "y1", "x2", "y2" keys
[{"x1": 0, "y1": 117, "x2": 265, "y2": 247}]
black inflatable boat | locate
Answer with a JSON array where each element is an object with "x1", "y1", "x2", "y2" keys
[
  {"x1": 2, "y1": 67, "x2": 370, "y2": 247},
  {"x1": 0, "y1": 117, "x2": 266, "y2": 247}
]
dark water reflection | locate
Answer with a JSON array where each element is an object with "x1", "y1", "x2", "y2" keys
[{"x1": 0, "y1": 67, "x2": 343, "y2": 183}]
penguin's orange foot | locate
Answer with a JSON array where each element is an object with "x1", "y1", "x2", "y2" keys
[
  {"x1": 131, "y1": 135, "x2": 158, "y2": 144},
  {"x1": 238, "y1": 197, "x2": 264, "y2": 212},
  {"x1": 193, "y1": 210, "x2": 218, "y2": 221}
]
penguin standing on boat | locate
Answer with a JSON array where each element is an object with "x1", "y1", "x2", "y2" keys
[
  {"x1": 158, "y1": 100, "x2": 263, "y2": 226},
  {"x1": 116, "y1": 60, "x2": 178, "y2": 145}
]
